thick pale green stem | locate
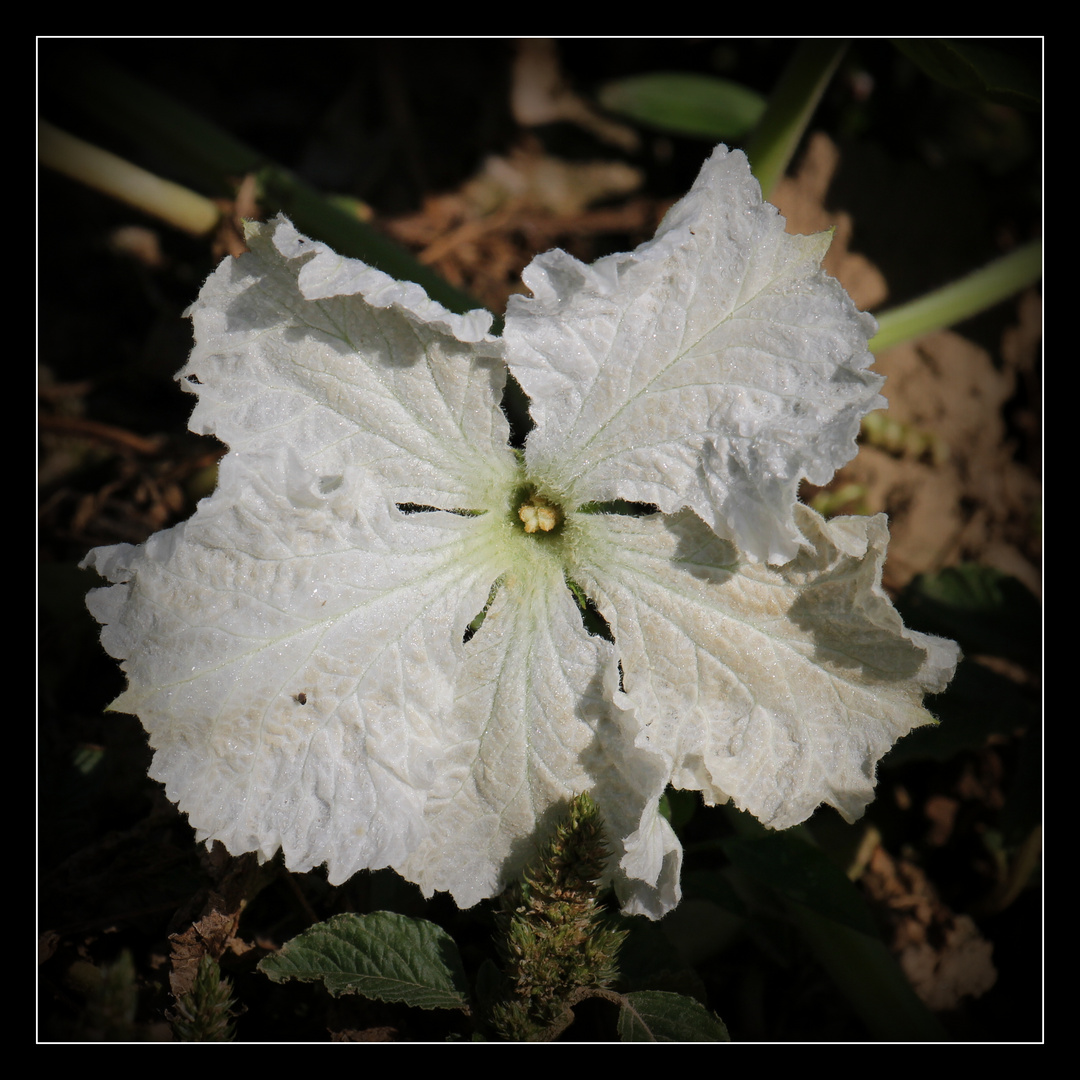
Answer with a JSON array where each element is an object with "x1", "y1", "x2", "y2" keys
[
  {"x1": 869, "y1": 239, "x2": 1042, "y2": 353},
  {"x1": 38, "y1": 120, "x2": 220, "y2": 236},
  {"x1": 745, "y1": 40, "x2": 848, "y2": 200}
]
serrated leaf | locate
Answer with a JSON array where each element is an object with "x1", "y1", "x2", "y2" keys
[
  {"x1": 618, "y1": 991, "x2": 730, "y2": 1042},
  {"x1": 598, "y1": 73, "x2": 765, "y2": 139},
  {"x1": 258, "y1": 911, "x2": 471, "y2": 1012}
]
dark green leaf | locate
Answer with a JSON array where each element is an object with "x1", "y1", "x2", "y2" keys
[
  {"x1": 618, "y1": 990, "x2": 730, "y2": 1042},
  {"x1": 885, "y1": 658, "x2": 1038, "y2": 764},
  {"x1": 658, "y1": 788, "x2": 699, "y2": 833},
  {"x1": 723, "y1": 827, "x2": 945, "y2": 1040},
  {"x1": 893, "y1": 40, "x2": 1041, "y2": 110},
  {"x1": 617, "y1": 913, "x2": 707, "y2": 990},
  {"x1": 723, "y1": 831, "x2": 880, "y2": 938},
  {"x1": 258, "y1": 911, "x2": 471, "y2": 1012},
  {"x1": 680, "y1": 868, "x2": 748, "y2": 919},
  {"x1": 787, "y1": 902, "x2": 946, "y2": 1040},
  {"x1": 898, "y1": 563, "x2": 1040, "y2": 667}
]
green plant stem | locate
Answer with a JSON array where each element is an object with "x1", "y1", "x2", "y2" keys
[
  {"x1": 39, "y1": 119, "x2": 220, "y2": 236},
  {"x1": 745, "y1": 40, "x2": 848, "y2": 200},
  {"x1": 869, "y1": 239, "x2": 1042, "y2": 353}
]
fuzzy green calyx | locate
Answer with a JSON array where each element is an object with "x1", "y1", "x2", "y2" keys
[
  {"x1": 170, "y1": 955, "x2": 238, "y2": 1042},
  {"x1": 492, "y1": 792, "x2": 627, "y2": 1041}
]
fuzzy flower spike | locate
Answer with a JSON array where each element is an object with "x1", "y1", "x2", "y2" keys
[{"x1": 83, "y1": 145, "x2": 959, "y2": 918}]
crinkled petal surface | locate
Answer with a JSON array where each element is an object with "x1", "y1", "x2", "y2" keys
[
  {"x1": 505, "y1": 144, "x2": 884, "y2": 564},
  {"x1": 83, "y1": 215, "x2": 520, "y2": 884},
  {"x1": 568, "y1": 503, "x2": 960, "y2": 829},
  {"x1": 184, "y1": 217, "x2": 512, "y2": 511},
  {"x1": 83, "y1": 157, "x2": 957, "y2": 922},
  {"x1": 84, "y1": 490, "x2": 502, "y2": 882},
  {"x1": 397, "y1": 546, "x2": 679, "y2": 917}
]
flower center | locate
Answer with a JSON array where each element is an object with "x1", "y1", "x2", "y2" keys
[{"x1": 517, "y1": 492, "x2": 563, "y2": 535}]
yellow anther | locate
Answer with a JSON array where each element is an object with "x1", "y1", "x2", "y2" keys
[{"x1": 518, "y1": 494, "x2": 561, "y2": 533}]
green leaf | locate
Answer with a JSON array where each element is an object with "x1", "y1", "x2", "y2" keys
[
  {"x1": 893, "y1": 39, "x2": 1041, "y2": 110},
  {"x1": 786, "y1": 901, "x2": 946, "y2": 1040},
  {"x1": 680, "y1": 868, "x2": 749, "y2": 921},
  {"x1": 722, "y1": 831, "x2": 880, "y2": 938},
  {"x1": 598, "y1": 73, "x2": 765, "y2": 139},
  {"x1": 258, "y1": 912, "x2": 471, "y2": 1012},
  {"x1": 722, "y1": 823, "x2": 945, "y2": 1040},
  {"x1": 659, "y1": 787, "x2": 699, "y2": 834},
  {"x1": 885, "y1": 658, "x2": 1038, "y2": 765},
  {"x1": 618, "y1": 991, "x2": 730, "y2": 1042},
  {"x1": 898, "y1": 563, "x2": 1040, "y2": 668}
]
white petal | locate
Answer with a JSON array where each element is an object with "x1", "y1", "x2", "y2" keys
[
  {"x1": 506, "y1": 144, "x2": 882, "y2": 563},
  {"x1": 616, "y1": 795, "x2": 683, "y2": 919},
  {"x1": 184, "y1": 215, "x2": 515, "y2": 510},
  {"x1": 570, "y1": 504, "x2": 960, "y2": 830},
  {"x1": 399, "y1": 546, "x2": 678, "y2": 914},
  {"x1": 81, "y1": 215, "x2": 532, "y2": 885},
  {"x1": 83, "y1": 476, "x2": 508, "y2": 884}
]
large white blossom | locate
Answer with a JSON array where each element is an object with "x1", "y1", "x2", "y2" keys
[{"x1": 82, "y1": 145, "x2": 959, "y2": 918}]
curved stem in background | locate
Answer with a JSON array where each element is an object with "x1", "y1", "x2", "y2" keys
[
  {"x1": 869, "y1": 240, "x2": 1042, "y2": 353},
  {"x1": 745, "y1": 40, "x2": 848, "y2": 201},
  {"x1": 39, "y1": 119, "x2": 220, "y2": 236}
]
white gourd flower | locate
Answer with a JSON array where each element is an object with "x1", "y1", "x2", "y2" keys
[{"x1": 82, "y1": 145, "x2": 959, "y2": 918}]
